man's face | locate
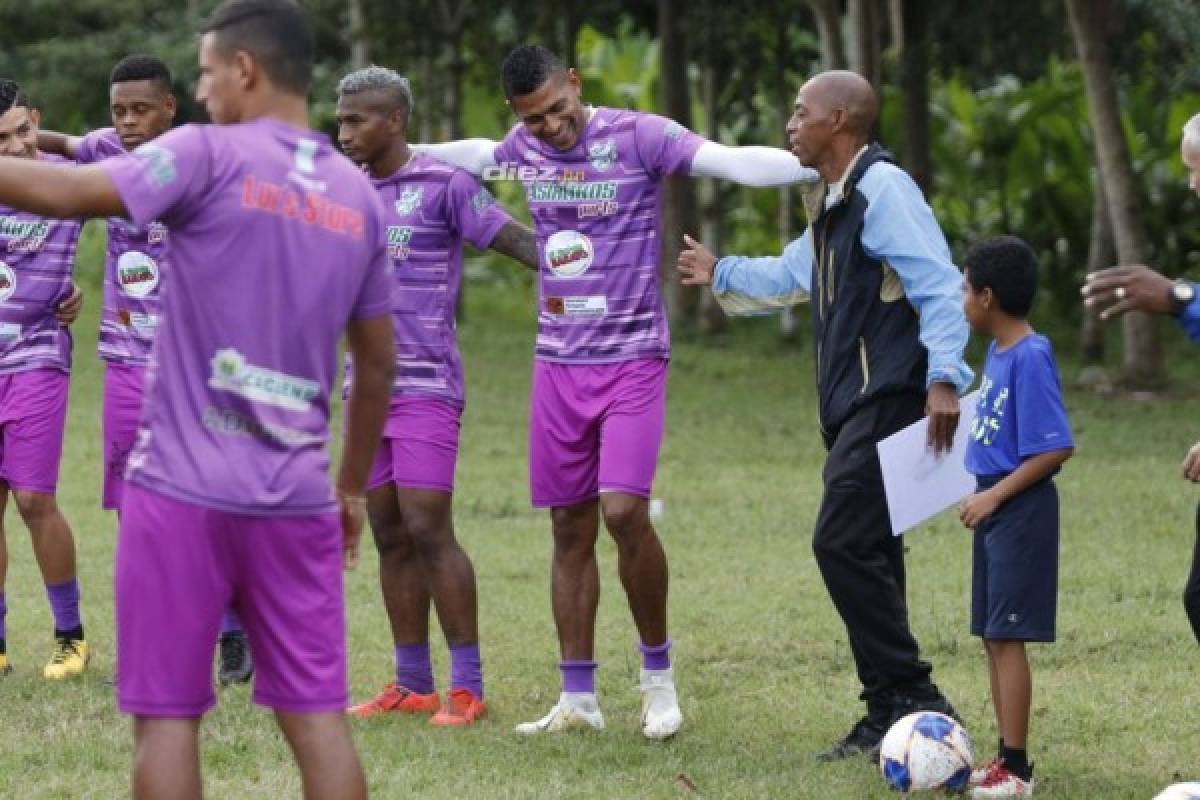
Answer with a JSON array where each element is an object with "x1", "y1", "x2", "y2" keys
[
  {"x1": 0, "y1": 104, "x2": 40, "y2": 159},
  {"x1": 1182, "y1": 136, "x2": 1200, "y2": 196},
  {"x1": 785, "y1": 82, "x2": 838, "y2": 167},
  {"x1": 195, "y1": 32, "x2": 244, "y2": 124},
  {"x1": 111, "y1": 79, "x2": 176, "y2": 150},
  {"x1": 509, "y1": 70, "x2": 587, "y2": 152},
  {"x1": 336, "y1": 91, "x2": 402, "y2": 167}
]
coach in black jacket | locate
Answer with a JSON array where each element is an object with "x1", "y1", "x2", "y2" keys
[{"x1": 678, "y1": 71, "x2": 974, "y2": 760}]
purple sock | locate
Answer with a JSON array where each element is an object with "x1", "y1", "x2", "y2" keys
[
  {"x1": 395, "y1": 642, "x2": 435, "y2": 694},
  {"x1": 0, "y1": 592, "x2": 7, "y2": 641},
  {"x1": 449, "y1": 643, "x2": 483, "y2": 698},
  {"x1": 220, "y1": 608, "x2": 243, "y2": 635},
  {"x1": 639, "y1": 639, "x2": 672, "y2": 671},
  {"x1": 45, "y1": 579, "x2": 81, "y2": 632},
  {"x1": 560, "y1": 660, "x2": 598, "y2": 694}
]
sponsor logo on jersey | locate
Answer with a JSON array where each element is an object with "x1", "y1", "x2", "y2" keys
[
  {"x1": 471, "y1": 187, "x2": 496, "y2": 214},
  {"x1": 0, "y1": 261, "x2": 15, "y2": 303},
  {"x1": 208, "y1": 348, "x2": 319, "y2": 412},
  {"x1": 132, "y1": 142, "x2": 177, "y2": 189},
  {"x1": 527, "y1": 180, "x2": 618, "y2": 203},
  {"x1": 117, "y1": 251, "x2": 160, "y2": 297},
  {"x1": 544, "y1": 230, "x2": 594, "y2": 278},
  {"x1": 387, "y1": 225, "x2": 414, "y2": 260},
  {"x1": 395, "y1": 187, "x2": 423, "y2": 215},
  {"x1": 588, "y1": 138, "x2": 617, "y2": 172}
]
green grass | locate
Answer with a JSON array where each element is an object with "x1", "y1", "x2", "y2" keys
[{"x1": 3, "y1": 247, "x2": 1200, "y2": 797}]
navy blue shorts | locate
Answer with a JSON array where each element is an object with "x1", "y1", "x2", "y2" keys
[{"x1": 971, "y1": 476, "x2": 1059, "y2": 642}]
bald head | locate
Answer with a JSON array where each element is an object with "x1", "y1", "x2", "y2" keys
[{"x1": 803, "y1": 70, "x2": 878, "y2": 139}]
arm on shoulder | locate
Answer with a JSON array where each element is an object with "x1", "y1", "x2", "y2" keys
[
  {"x1": 0, "y1": 159, "x2": 125, "y2": 219},
  {"x1": 689, "y1": 141, "x2": 820, "y2": 188},
  {"x1": 412, "y1": 139, "x2": 499, "y2": 176}
]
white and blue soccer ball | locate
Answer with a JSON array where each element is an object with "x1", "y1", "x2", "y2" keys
[
  {"x1": 1154, "y1": 784, "x2": 1200, "y2": 800},
  {"x1": 879, "y1": 711, "x2": 974, "y2": 793}
]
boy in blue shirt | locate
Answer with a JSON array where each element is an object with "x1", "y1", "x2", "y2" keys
[{"x1": 959, "y1": 236, "x2": 1075, "y2": 799}]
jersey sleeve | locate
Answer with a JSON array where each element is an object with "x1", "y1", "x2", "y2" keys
[
  {"x1": 634, "y1": 113, "x2": 705, "y2": 179},
  {"x1": 96, "y1": 125, "x2": 211, "y2": 228},
  {"x1": 491, "y1": 124, "x2": 524, "y2": 167},
  {"x1": 445, "y1": 170, "x2": 512, "y2": 250},
  {"x1": 1014, "y1": 342, "x2": 1075, "y2": 458},
  {"x1": 351, "y1": 190, "x2": 397, "y2": 320},
  {"x1": 75, "y1": 128, "x2": 122, "y2": 165}
]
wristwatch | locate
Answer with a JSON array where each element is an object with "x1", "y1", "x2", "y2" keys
[{"x1": 1169, "y1": 280, "x2": 1197, "y2": 315}]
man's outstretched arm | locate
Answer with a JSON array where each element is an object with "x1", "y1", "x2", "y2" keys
[
  {"x1": 488, "y1": 221, "x2": 539, "y2": 271},
  {"x1": 677, "y1": 231, "x2": 813, "y2": 315},
  {"x1": 0, "y1": 159, "x2": 125, "y2": 219},
  {"x1": 37, "y1": 130, "x2": 83, "y2": 160},
  {"x1": 689, "y1": 142, "x2": 820, "y2": 188},
  {"x1": 412, "y1": 139, "x2": 499, "y2": 176}
]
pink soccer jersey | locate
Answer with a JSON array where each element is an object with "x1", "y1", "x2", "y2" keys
[
  {"x1": 0, "y1": 153, "x2": 81, "y2": 374},
  {"x1": 344, "y1": 153, "x2": 511, "y2": 407},
  {"x1": 76, "y1": 127, "x2": 169, "y2": 366},
  {"x1": 99, "y1": 118, "x2": 393, "y2": 515},
  {"x1": 492, "y1": 108, "x2": 704, "y2": 364}
]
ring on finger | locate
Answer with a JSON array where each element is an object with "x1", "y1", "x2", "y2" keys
[{"x1": 1115, "y1": 286, "x2": 1127, "y2": 299}]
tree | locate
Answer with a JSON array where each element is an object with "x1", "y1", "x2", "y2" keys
[
  {"x1": 1066, "y1": 0, "x2": 1165, "y2": 388},
  {"x1": 806, "y1": 0, "x2": 847, "y2": 71},
  {"x1": 656, "y1": 0, "x2": 700, "y2": 325},
  {"x1": 889, "y1": 0, "x2": 931, "y2": 192}
]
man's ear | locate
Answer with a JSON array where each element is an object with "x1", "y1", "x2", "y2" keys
[
  {"x1": 164, "y1": 94, "x2": 178, "y2": 121},
  {"x1": 829, "y1": 106, "x2": 848, "y2": 135},
  {"x1": 233, "y1": 50, "x2": 256, "y2": 91}
]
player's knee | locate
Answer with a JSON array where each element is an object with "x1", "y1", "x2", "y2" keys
[
  {"x1": 370, "y1": 520, "x2": 414, "y2": 561},
  {"x1": 12, "y1": 489, "x2": 55, "y2": 522},
  {"x1": 600, "y1": 495, "x2": 647, "y2": 538}
]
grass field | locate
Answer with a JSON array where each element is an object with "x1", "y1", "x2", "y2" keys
[{"x1": 2, "y1": 235, "x2": 1199, "y2": 798}]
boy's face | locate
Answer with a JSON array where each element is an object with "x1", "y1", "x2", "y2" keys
[{"x1": 962, "y1": 271, "x2": 992, "y2": 333}]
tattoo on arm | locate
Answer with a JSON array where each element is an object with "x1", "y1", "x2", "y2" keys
[{"x1": 489, "y1": 221, "x2": 539, "y2": 271}]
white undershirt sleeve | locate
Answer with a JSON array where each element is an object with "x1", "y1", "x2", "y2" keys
[
  {"x1": 411, "y1": 139, "x2": 499, "y2": 176},
  {"x1": 688, "y1": 141, "x2": 820, "y2": 187}
]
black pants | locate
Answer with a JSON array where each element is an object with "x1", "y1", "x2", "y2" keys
[
  {"x1": 1186, "y1": 503, "x2": 1200, "y2": 643},
  {"x1": 813, "y1": 394, "x2": 936, "y2": 722}
]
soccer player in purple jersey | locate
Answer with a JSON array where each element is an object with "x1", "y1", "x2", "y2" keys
[
  {"x1": 0, "y1": 2, "x2": 395, "y2": 797},
  {"x1": 39, "y1": 53, "x2": 256, "y2": 686},
  {"x1": 0, "y1": 80, "x2": 90, "y2": 680},
  {"x1": 417, "y1": 45, "x2": 819, "y2": 739},
  {"x1": 335, "y1": 66, "x2": 538, "y2": 727}
]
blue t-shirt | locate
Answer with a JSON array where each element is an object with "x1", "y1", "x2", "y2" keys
[{"x1": 965, "y1": 333, "x2": 1074, "y2": 477}]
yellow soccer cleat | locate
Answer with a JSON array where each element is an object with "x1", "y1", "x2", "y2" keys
[
  {"x1": 0, "y1": 652, "x2": 11, "y2": 676},
  {"x1": 43, "y1": 637, "x2": 89, "y2": 679}
]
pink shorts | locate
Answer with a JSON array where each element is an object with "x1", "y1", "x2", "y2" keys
[
  {"x1": 0, "y1": 368, "x2": 70, "y2": 494},
  {"x1": 102, "y1": 363, "x2": 146, "y2": 510},
  {"x1": 528, "y1": 358, "x2": 667, "y2": 508},
  {"x1": 115, "y1": 484, "x2": 347, "y2": 717},
  {"x1": 367, "y1": 396, "x2": 461, "y2": 493}
]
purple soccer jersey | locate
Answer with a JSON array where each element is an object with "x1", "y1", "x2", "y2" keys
[
  {"x1": 99, "y1": 118, "x2": 393, "y2": 515},
  {"x1": 0, "y1": 153, "x2": 81, "y2": 374},
  {"x1": 345, "y1": 154, "x2": 511, "y2": 407},
  {"x1": 492, "y1": 108, "x2": 704, "y2": 363},
  {"x1": 76, "y1": 128, "x2": 169, "y2": 366}
]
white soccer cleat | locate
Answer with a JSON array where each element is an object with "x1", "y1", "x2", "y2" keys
[
  {"x1": 640, "y1": 668, "x2": 683, "y2": 740},
  {"x1": 514, "y1": 692, "x2": 606, "y2": 735}
]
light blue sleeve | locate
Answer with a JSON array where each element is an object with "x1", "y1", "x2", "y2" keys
[
  {"x1": 858, "y1": 164, "x2": 974, "y2": 393},
  {"x1": 1178, "y1": 285, "x2": 1200, "y2": 343},
  {"x1": 710, "y1": 230, "x2": 813, "y2": 316}
]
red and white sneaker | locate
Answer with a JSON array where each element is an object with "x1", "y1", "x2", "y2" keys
[
  {"x1": 971, "y1": 761, "x2": 1034, "y2": 798},
  {"x1": 969, "y1": 758, "x2": 1001, "y2": 789},
  {"x1": 430, "y1": 688, "x2": 487, "y2": 726},
  {"x1": 347, "y1": 683, "x2": 441, "y2": 719}
]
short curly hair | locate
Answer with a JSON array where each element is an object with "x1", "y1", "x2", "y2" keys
[
  {"x1": 964, "y1": 235, "x2": 1039, "y2": 318},
  {"x1": 111, "y1": 54, "x2": 173, "y2": 91},
  {"x1": 0, "y1": 79, "x2": 28, "y2": 115},
  {"x1": 501, "y1": 45, "x2": 566, "y2": 99}
]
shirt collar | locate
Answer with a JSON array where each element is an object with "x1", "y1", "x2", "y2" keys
[{"x1": 825, "y1": 144, "x2": 870, "y2": 210}]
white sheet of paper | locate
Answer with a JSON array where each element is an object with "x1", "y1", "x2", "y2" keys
[{"x1": 876, "y1": 391, "x2": 979, "y2": 536}]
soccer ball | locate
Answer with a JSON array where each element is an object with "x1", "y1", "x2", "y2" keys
[
  {"x1": 879, "y1": 711, "x2": 974, "y2": 793},
  {"x1": 1154, "y1": 784, "x2": 1200, "y2": 800}
]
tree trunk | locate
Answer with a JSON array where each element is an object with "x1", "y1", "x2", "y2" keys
[
  {"x1": 806, "y1": 0, "x2": 847, "y2": 71},
  {"x1": 417, "y1": 19, "x2": 436, "y2": 144},
  {"x1": 658, "y1": 0, "x2": 700, "y2": 325},
  {"x1": 698, "y1": 20, "x2": 727, "y2": 335},
  {"x1": 347, "y1": 0, "x2": 369, "y2": 71},
  {"x1": 775, "y1": 6, "x2": 802, "y2": 341},
  {"x1": 891, "y1": 0, "x2": 931, "y2": 192},
  {"x1": 847, "y1": 0, "x2": 883, "y2": 88},
  {"x1": 1081, "y1": 170, "x2": 1113, "y2": 366},
  {"x1": 1066, "y1": 0, "x2": 1164, "y2": 388}
]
